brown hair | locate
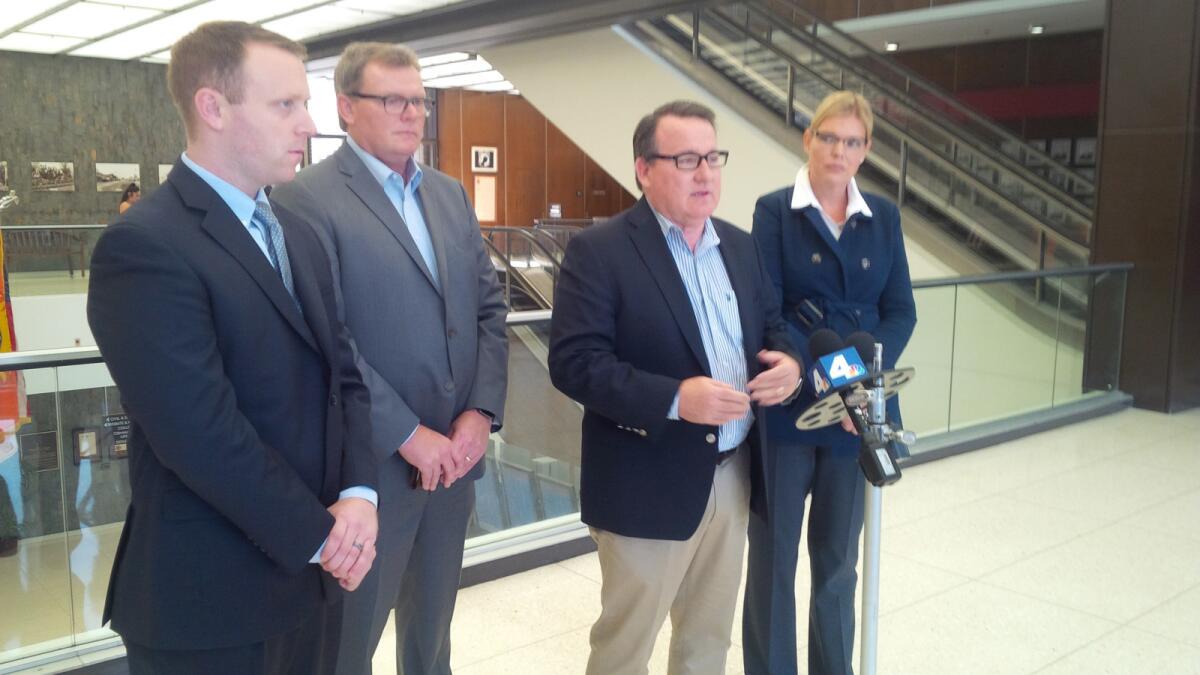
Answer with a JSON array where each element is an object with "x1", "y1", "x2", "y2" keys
[
  {"x1": 167, "y1": 21, "x2": 306, "y2": 134},
  {"x1": 631, "y1": 100, "x2": 716, "y2": 188},
  {"x1": 808, "y1": 91, "x2": 874, "y2": 140},
  {"x1": 333, "y1": 42, "x2": 421, "y2": 131}
]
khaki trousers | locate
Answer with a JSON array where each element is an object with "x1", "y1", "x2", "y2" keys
[{"x1": 587, "y1": 450, "x2": 750, "y2": 675}]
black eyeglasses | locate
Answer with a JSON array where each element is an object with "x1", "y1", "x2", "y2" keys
[
  {"x1": 348, "y1": 93, "x2": 434, "y2": 116},
  {"x1": 648, "y1": 151, "x2": 729, "y2": 170}
]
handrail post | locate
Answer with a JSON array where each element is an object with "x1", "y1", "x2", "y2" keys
[
  {"x1": 897, "y1": 139, "x2": 909, "y2": 208},
  {"x1": 786, "y1": 65, "x2": 796, "y2": 127},
  {"x1": 692, "y1": 8, "x2": 701, "y2": 60},
  {"x1": 1036, "y1": 230, "x2": 1048, "y2": 301}
]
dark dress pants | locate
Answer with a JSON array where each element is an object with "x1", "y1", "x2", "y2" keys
[
  {"x1": 743, "y1": 440, "x2": 865, "y2": 675},
  {"x1": 124, "y1": 598, "x2": 341, "y2": 675},
  {"x1": 335, "y1": 462, "x2": 475, "y2": 675}
]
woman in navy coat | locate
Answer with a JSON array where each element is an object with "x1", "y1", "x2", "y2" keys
[{"x1": 742, "y1": 91, "x2": 917, "y2": 675}]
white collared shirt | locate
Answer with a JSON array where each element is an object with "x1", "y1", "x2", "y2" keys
[{"x1": 789, "y1": 165, "x2": 872, "y2": 240}]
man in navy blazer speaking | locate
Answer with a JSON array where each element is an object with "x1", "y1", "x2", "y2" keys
[
  {"x1": 549, "y1": 100, "x2": 801, "y2": 675},
  {"x1": 87, "y1": 22, "x2": 377, "y2": 674}
]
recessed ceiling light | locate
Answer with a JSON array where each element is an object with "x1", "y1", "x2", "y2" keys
[
  {"x1": 1029, "y1": 24, "x2": 1045, "y2": 35},
  {"x1": 884, "y1": 42, "x2": 899, "y2": 52}
]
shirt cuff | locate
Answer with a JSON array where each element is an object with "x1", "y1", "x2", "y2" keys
[
  {"x1": 309, "y1": 486, "x2": 379, "y2": 564},
  {"x1": 667, "y1": 391, "x2": 681, "y2": 420}
]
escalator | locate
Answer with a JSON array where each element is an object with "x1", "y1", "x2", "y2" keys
[
  {"x1": 481, "y1": 225, "x2": 567, "y2": 310},
  {"x1": 624, "y1": 0, "x2": 1094, "y2": 274}
]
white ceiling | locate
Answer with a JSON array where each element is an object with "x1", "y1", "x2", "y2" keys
[
  {"x1": 0, "y1": 0, "x2": 1107, "y2": 64},
  {"x1": 0, "y1": 0, "x2": 467, "y2": 62}
]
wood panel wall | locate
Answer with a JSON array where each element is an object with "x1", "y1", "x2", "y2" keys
[{"x1": 436, "y1": 89, "x2": 635, "y2": 227}]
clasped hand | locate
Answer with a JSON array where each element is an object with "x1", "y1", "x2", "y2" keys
[
  {"x1": 321, "y1": 496, "x2": 377, "y2": 591},
  {"x1": 399, "y1": 410, "x2": 490, "y2": 492}
]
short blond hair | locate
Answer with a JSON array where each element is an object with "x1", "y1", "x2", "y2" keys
[
  {"x1": 168, "y1": 21, "x2": 305, "y2": 134},
  {"x1": 333, "y1": 42, "x2": 421, "y2": 130},
  {"x1": 809, "y1": 91, "x2": 874, "y2": 140}
]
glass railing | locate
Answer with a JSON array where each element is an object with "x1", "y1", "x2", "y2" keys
[
  {"x1": 0, "y1": 311, "x2": 582, "y2": 669},
  {"x1": 634, "y1": 4, "x2": 1092, "y2": 271},
  {"x1": 898, "y1": 264, "x2": 1129, "y2": 449},
  {"x1": 0, "y1": 263, "x2": 1130, "y2": 668},
  {"x1": 2, "y1": 226, "x2": 104, "y2": 298}
]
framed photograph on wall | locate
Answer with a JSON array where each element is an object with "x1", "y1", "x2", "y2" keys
[
  {"x1": 0, "y1": 161, "x2": 9, "y2": 192},
  {"x1": 73, "y1": 428, "x2": 99, "y2": 464},
  {"x1": 96, "y1": 162, "x2": 140, "y2": 192},
  {"x1": 1048, "y1": 139, "x2": 1072, "y2": 164},
  {"x1": 471, "y1": 146, "x2": 497, "y2": 173},
  {"x1": 32, "y1": 161, "x2": 75, "y2": 192},
  {"x1": 158, "y1": 164, "x2": 172, "y2": 185},
  {"x1": 1074, "y1": 138, "x2": 1097, "y2": 166}
]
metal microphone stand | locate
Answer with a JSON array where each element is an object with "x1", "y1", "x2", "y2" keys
[{"x1": 859, "y1": 343, "x2": 915, "y2": 675}]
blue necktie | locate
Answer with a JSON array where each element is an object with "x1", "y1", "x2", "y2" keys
[{"x1": 253, "y1": 200, "x2": 300, "y2": 309}]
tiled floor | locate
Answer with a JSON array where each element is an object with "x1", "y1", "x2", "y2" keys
[
  {"x1": 3, "y1": 406, "x2": 1199, "y2": 674},
  {"x1": 378, "y1": 406, "x2": 1200, "y2": 675}
]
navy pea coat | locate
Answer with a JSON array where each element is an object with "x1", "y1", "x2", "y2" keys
[{"x1": 752, "y1": 186, "x2": 917, "y2": 454}]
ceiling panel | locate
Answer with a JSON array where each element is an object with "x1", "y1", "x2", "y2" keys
[
  {"x1": 0, "y1": 31, "x2": 85, "y2": 53},
  {"x1": 24, "y1": 2, "x2": 161, "y2": 40},
  {"x1": 263, "y1": 5, "x2": 391, "y2": 41},
  {"x1": 0, "y1": 0, "x2": 72, "y2": 35}
]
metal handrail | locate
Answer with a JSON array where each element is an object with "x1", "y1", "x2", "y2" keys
[
  {"x1": 752, "y1": 0, "x2": 1095, "y2": 202},
  {"x1": 0, "y1": 311, "x2": 553, "y2": 372},
  {"x1": 481, "y1": 225, "x2": 566, "y2": 265},
  {"x1": 912, "y1": 262, "x2": 1132, "y2": 289},
  {"x1": 690, "y1": 6, "x2": 1093, "y2": 240}
]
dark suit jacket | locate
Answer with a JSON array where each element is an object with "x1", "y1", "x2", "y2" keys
[
  {"x1": 86, "y1": 161, "x2": 376, "y2": 650},
  {"x1": 548, "y1": 198, "x2": 796, "y2": 541},
  {"x1": 752, "y1": 186, "x2": 917, "y2": 452}
]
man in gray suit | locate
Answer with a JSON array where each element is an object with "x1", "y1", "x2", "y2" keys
[{"x1": 271, "y1": 41, "x2": 508, "y2": 675}]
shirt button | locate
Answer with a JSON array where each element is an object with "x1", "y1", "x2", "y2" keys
[
  {"x1": 705, "y1": 433, "x2": 717, "y2": 444},
  {"x1": 443, "y1": 381, "x2": 455, "y2": 392}
]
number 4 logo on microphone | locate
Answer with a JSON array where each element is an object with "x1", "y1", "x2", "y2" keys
[{"x1": 828, "y1": 353, "x2": 865, "y2": 381}]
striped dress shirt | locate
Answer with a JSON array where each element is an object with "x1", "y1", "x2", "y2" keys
[{"x1": 654, "y1": 208, "x2": 751, "y2": 452}]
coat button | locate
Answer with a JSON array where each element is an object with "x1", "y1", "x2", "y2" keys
[
  {"x1": 443, "y1": 381, "x2": 455, "y2": 392},
  {"x1": 639, "y1": 429, "x2": 647, "y2": 437},
  {"x1": 705, "y1": 433, "x2": 716, "y2": 444},
  {"x1": 448, "y1": 328, "x2": 457, "y2": 338},
  {"x1": 330, "y1": 394, "x2": 339, "y2": 406}
]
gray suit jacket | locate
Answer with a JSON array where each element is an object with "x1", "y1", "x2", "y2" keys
[{"x1": 271, "y1": 143, "x2": 508, "y2": 477}]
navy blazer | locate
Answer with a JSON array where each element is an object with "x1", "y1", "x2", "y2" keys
[
  {"x1": 752, "y1": 186, "x2": 917, "y2": 452},
  {"x1": 87, "y1": 161, "x2": 375, "y2": 650},
  {"x1": 549, "y1": 198, "x2": 796, "y2": 540}
]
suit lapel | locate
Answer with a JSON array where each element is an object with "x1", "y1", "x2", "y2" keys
[
  {"x1": 338, "y1": 145, "x2": 442, "y2": 295},
  {"x1": 626, "y1": 200, "x2": 710, "y2": 375},
  {"x1": 172, "y1": 164, "x2": 319, "y2": 353}
]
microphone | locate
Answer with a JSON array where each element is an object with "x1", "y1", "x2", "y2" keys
[
  {"x1": 842, "y1": 331, "x2": 910, "y2": 486},
  {"x1": 806, "y1": 329, "x2": 869, "y2": 401}
]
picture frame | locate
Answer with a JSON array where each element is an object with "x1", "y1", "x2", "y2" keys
[
  {"x1": 110, "y1": 440, "x2": 128, "y2": 460},
  {"x1": 73, "y1": 428, "x2": 99, "y2": 464},
  {"x1": 471, "y1": 146, "x2": 497, "y2": 173},
  {"x1": 1073, "y1": 137, "x2": 1097, "y2": 166},
  {"x1": 17, "y1": 431, "x2": 58, "y2": 472},
  {"x1": 32, "y1": 161, "x2": 75, "y2": 192},
  {"x1": 0, "y1": 160, "x2": 8, "y2": 193},
  {"x1": 1048, "y1": 138, "x2": 1072, "y2": 164},
  {"x1": 95, "y1": 162, "x2": 140, "y2": 192}
]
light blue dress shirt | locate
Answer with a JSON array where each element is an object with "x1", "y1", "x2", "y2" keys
[
  {"x1": 654, "y1": 208, "x2": 752, "y2": 452},
  {"x1": 179, "y1": 153, "x2": 377, "y2": 561},
  {"x1": 345, "y1": 136, "x2": 439, "y2": 289}
]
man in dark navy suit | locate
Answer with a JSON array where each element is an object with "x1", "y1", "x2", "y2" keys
[
  {"x1": 87, "y1": 22, "x2": 377, "y2": 675},
  {"x1": 549, "y1": 100, "x2": 801, "y2": 675}
]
